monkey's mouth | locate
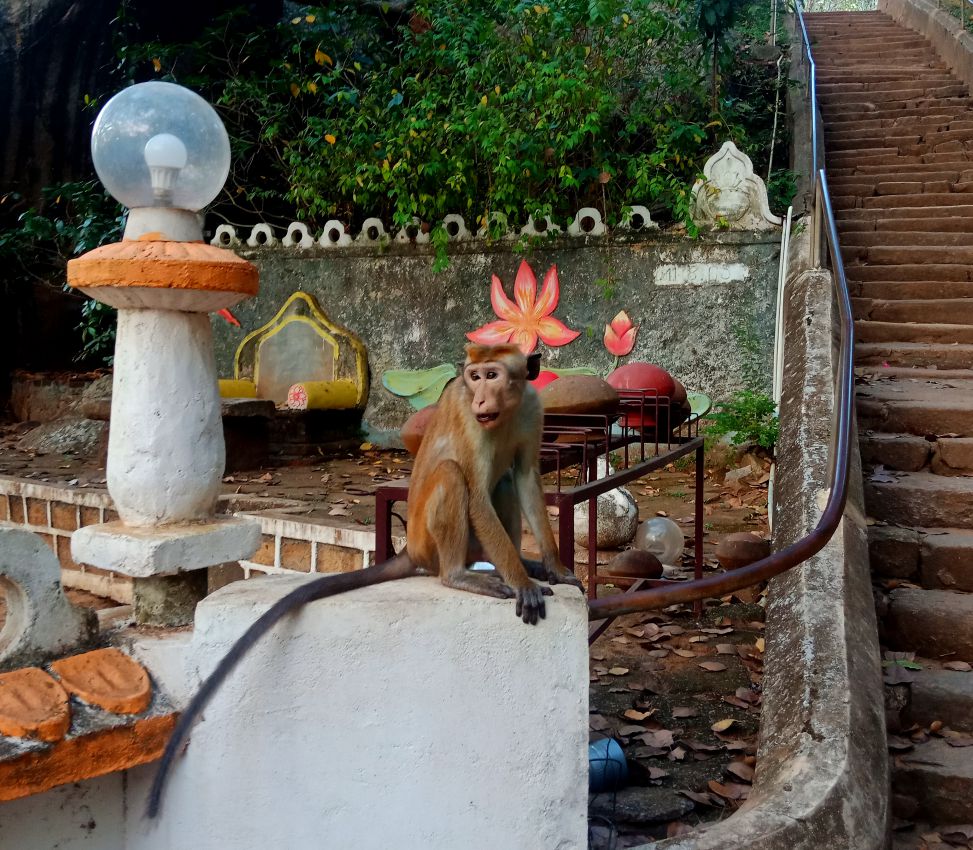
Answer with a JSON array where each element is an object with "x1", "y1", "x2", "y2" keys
[{"x1": 476, "y1": 412, "x2": 499, "y2": 426}]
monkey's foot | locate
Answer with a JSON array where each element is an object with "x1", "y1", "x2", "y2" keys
[
  {"x1": 523, "y1": 558, "x2": 584, "y2": 591},
  {"x1": 442, "y1": 570, "x2": 517, "y2": 600}
]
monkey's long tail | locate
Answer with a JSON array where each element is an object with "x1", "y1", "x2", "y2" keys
[{"x1": 145, "y1": 553, "x2": 417, "y2": 819}]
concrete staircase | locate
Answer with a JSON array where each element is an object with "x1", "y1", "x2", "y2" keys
[{"x1": 805, "y1": 9, "x2": 973, "y2": 838}]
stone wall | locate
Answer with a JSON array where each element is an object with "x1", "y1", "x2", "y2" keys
[
  {"x1": 214, "y1": 232, "x2": 781, "y2": 441},
  {"x1": 0, "y1": 479, "x2": 385, "y2": 605}
]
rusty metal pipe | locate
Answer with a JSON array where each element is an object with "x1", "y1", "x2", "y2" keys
[{"x1": 587, "y1": 170, "x2": 854, "y2": 621}]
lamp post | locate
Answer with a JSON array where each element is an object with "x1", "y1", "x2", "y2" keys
[{"x1": 67, "y1": 82, "x2": 261, "y2": 626}]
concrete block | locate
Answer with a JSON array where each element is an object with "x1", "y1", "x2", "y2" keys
[
  {"x1": 127, "y1": 574, "x2": 589, "y2": 850},
  {"x1": 71, "y1": 517, "x2": 261, "y2": 578},
  {"x1": 0, "y1": 528, "x2": 97, "y2": 671}
]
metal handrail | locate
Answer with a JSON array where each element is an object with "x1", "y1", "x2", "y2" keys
[{"x1": 587, "y1": 4, "x2": 855, "y2": 621}]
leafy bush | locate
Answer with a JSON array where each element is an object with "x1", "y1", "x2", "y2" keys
[
  {"x1": 118, "y1": 0, "x2": 788, "y2": 241},
  {"x1": 706, "y1": 389, "x2": 779, "y2": 452},
  {"x1": 0, "y1": 182, "x2": 125, "y2": 364}
]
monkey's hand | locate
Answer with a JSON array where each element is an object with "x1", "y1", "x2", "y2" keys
[
  {"x1": 522, "y1": 558, "x2": 584, "y2": 591},
  {"x1": 515, "y1": 582, "x2": 554, "y2": 625},
  {"x1": 541, "y1": 560, "x2": 585, "y2": 591}
]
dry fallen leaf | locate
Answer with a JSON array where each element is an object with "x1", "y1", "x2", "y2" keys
[
  {"x1": 711, "y1": 718, "x2": 738, "y2": 733},
  {"x1": 726, "y1": 761, "x2": 755, "y2": 782},
  {"x1": 678, "y1": 790, "x2": 718, "y2": 807},
  {"x1": 639, "y1": 730, "x2": 675, "y2": 748},
  {"x1": 673, "y1": 648, "x2": 698, "y2": 658},
  {"x1": 755, "y1": 637, "x2": 765, "y2": 653},
  {"x1": 707, "y1": 780, "x2": 750, "y2": 801},
  {"x1": 944, "y1": 661, "x2": 973, "y2": 672},
  {"x1": 624, "y1": 709, "x2": 655, "y2": 722},
  {"x1": 666, "y1": 821, "x2": 694, "y2": 838},
  {"x1": 699, "y1": 661, "x2": 728, "y2": 672},
  {"x1": 672, "y1": 707, "x2": 698, "y2": 719},
  {"x1": 589, "y1": 714, "x2": 610, "y2": 732}
]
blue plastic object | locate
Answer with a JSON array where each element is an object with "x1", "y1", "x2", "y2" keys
[{"x1": 588, "y1": 737, "x2": 628, "y2": 793}]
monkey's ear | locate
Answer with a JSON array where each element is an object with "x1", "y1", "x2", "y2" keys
[{"x1": 526, "y1": 352, "x2": 542, "y2": 381}]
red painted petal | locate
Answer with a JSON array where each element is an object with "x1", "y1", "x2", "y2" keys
[
  {"x1": 604, "y1": 323, "x2": 636, "y2": 356},
  {"x1": 534, "y1": 265, "x2": 560, "y2": 318},
  {"x1": 490, "y1": 274, "x2": 520, "y2": 322},
  {"x1": 513, "y1": 260, "x2": 537, "y2": 314},
  {"x1": 608, "y1": 310, "x2": 633, "y2": 337},
  {"x1": 536, "y1": 316, "x2": 580, "y2": 348},
  {"x1": 509, "y1": 327, "x2": 538, "y2": 354},
  {"x1": 217, "y1": 308, "x2": 241, "y2": 327},
  {"x1": 467, "y1": 321, "x2": 515, "y2": 345}
]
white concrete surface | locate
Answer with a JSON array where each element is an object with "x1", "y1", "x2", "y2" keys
[
  {"x1": 71, "y1": 517, "x2": 260, "y2": 578},
  {"x1": 0, "y1": 773, "x2": 124, "y2": 848},
  {"x1": 127, "y1": 574, "x2": 589, "y2": 850},
  {"x1": 107, "y1": 309, "x2": 225, "y2": 526},
  {"x1": 0, "y1": 528, "x2": 96, "y2": 668}
]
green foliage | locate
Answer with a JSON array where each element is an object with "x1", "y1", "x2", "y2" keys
[
  {"x1": 767, "y1": 168, "x2": 798, "y2": 211},
  {"x1": 706, "y1": 389, "x2": 779, "y2": 451},
  {"x1": 0, "y1": 183, "x2": 125, "y2": 365},
  {"x1": 115, "y1": 0, "x2": 789, "y2": 247}
]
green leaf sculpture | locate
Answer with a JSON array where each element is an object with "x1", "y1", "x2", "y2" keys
[{"x1": 382, "y1": 364, "x2": 457, "y2": 410}]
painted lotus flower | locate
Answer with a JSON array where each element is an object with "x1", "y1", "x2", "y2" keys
[
  {"x1": 467, "y1": 260, "x2": 580, "y2": 354},
  {"x1": 604, "y1": 310, "x2": 638, "y2": 356}
]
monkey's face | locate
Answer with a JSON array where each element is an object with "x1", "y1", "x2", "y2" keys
[{"x1": 464, "y1": 360, "x2": 523, "y2": 430}]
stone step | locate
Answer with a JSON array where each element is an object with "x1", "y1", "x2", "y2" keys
[
  {"x1": 886, "y1": 587, "x2": 973, "y2": 659},
  {"x1": 865, "y1": 471, "x2": 973, "y2": 527},
  {"x1": 844, "y1": 244, "x2": 973, "y2": 265},
  {"x1": 893, "y1": 737, "x2": 973, "y2": 823},
  {"x1": 819, "y1": 78, "x2": 961, "y2": 94},
  {"x1": 856, "y1": 321, "x2": 973, "y2": 344},
  {"x1": 830, "y1": 151, "x2": 973, "y2": 169},
  {"x1": 831, "y1": 180, "x2": 971, "y2": 199},
  {"x1": 905, "y1": 665, "x2": 973, "y2": 732},
  {"x1": 870, "y1": 526, "x2": 973, "y2": 590},
  {"x1": 858, "y1": 366, "x2": 973, "y2": 381},
  {"x1": 819, "y1": 86, "x2": 969, "y2": 106},
  {"x1": 860, "y1": 432, "x2": 932, "y2": 472},
  {"x1": 825, "y1": 99, "x2": 973, "y2": 119},
  {"x1": 856, "y1": 196, "x2": 973, "y2": 213},
  {"x1": 840, "y1": 216, "x2": 973, "y2": 233},
  {"x1": 828, "y1": 169, "x2": 967, "y2": 185},
  {"x1": 838, "y1": 204, "x2": 973, "y2": 221},
  {"x1": 829, "y1": 123, "x2": 973, "y2": 145},
  {"x1": 842, "y1": 231, "x2": 973, "y2": 249},
  {"x1": 847, "y1": 264, "x2": 973, "y2": 283},
  {"x1": 854, "y1": 281, "x2": 973, "y2": 300},
  {"x1": 933, "y1": 438, "x2": 973, "y2": 476},
  {"x1": 852, "y1": 298, "x2": 973, "y2": 324},
  {"x1": 857, "y1": 377, "x2": 973, "y2": 436},
  {"x1": 817, "y1": 68, "x2": 951, "y2": 82},
  {"x1": 858, "y1": 341, "x2": 973, "y2": 370},
  {"x1": 862, "y1": 432, "x2": 973, "y2": 477}
]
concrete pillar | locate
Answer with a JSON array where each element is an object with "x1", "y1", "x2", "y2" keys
[{"x1": 108, "y1": 309, "x2": 224, "y2": 526}]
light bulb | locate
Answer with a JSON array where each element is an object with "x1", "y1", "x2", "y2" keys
[
  {"x1": 144, "y1": 133, "x2": 188, "y2": 204},
  {"x1": 91, "y1": 81, "x2": 230, "y2": 212}
]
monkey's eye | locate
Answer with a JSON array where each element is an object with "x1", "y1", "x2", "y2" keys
[
  {"x1": 468, "y1": 371, "x2": 480, "y2": 381},
  {"x1": 486, "y1": 370, "x2": 498, "y2": 380}
]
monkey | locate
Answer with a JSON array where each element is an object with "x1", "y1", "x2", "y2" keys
[{"x1": 146, "y1": 342, "x2": 583, "y2": 818}]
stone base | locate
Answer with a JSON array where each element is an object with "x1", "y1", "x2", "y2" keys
[{"x1": 71, "y1": 517, "x2": 261, "y2": 578}]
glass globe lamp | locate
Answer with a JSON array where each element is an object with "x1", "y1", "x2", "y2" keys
[{"x1": 91, "y1": 81, "x2": 230, "y2": 240}]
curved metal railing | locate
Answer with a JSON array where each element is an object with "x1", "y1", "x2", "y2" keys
[{"x1": 588, "y1": 4, "x2": 854, "y2": 622}]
